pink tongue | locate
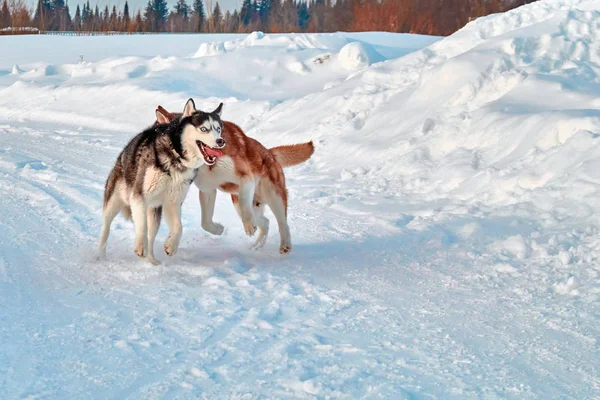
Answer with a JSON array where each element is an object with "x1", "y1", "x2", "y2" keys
[{"x1": 204, "y1": 146, "x2": 223, "y2": 157}]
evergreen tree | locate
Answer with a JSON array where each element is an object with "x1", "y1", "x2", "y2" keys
[
  {"x1": 81, "y1": 1, "x2": 90, "y2": 29},
  {"x1": 123, "y1": 1, "x2": 130, "y2": 31},
  {"x1": 72, "y1": 4, "x2": 81, "y2": 30},
  {"x1": 143, "y1": 0, "x2": 154, "y2": 31},
  {"x1": 1, "y1": 0, "x2": 11, "y2": 29},
  {"x1": 231, "y1": 9, "x2": 240, "y2": 32},
  {"x1": 110, "y1": 5, "x2": 118, "y2": 30},
  {"x1": 212, "y1": 1, "x2": 222, "y2": 32},
  {"x1": 134, "y1": 9, "x2": 143, "y2": 31},
  {"x1": 93, "y1": 5, "x2": 99, "y2": 30},
  {"x1": 80, "y1": 2, "x2": 87, "y2": 27},
  {"x1": 102, "y1": 5, "x2": 109, "y2": 30},
  {"x1": 239, "y1": 0, "x2": 251, "y2": 26},
  {"x1": 153, "y1": 0, "x2": 169, "y2": 29},
  {"x1": 192, "y1": 0, "x2": 205, "y2": 32},
  {"x1": 259, "y1": 0, "x2": 271, "y2": 27},
  {"x1": 63, "y1": 2, "x2": 73, "y2": 30},
  {"x1": 33, "y1": 0, "x2": 52, "y2": 30},
  {"x1": 50, "y1": 0, "x2": 66, "y2": 30},
  {"x1": 297, "y1": 0, "x2": 309, "y2": 30},
  {"x1": 174, "y1": 0, "x2": 189, "y2": 18},
  {"x1": 251, "y1": 0, "x2": 259, "y2": 25}
]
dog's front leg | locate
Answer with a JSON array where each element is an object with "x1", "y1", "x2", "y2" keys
[
  {"x1": 199, "y1": 189, "x2": 224, "y2": 235},
  {"x1": 146, "y1": 207, "x2": 162, "y2": 265},
  {"x1": 130, "y1": 195, "x2": 148, "y2": 258},
  {"x1": 163, "y1": 202, "x2": 183, "y2": 256},
  {"x1": 238, "y1": 179, "x2": 257, "y2": 237}
]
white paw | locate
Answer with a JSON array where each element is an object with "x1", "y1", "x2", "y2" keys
[
  {"x1": 164, "y1": 234, "x2": 180, "y2": 256},
  {"x1": 146, "y1": 256, "x2": 161, "y2": 266},
  {"x1": 203, "y1": 222, "x2": 225, "y2": 236},
  {"x1": 280, "y1": 243, "x2": 292, "y2": 254},
  {"x1": 251, "y1": 230, "x2": 268, "y2": 250},
  {"x1": 133, "y1": 240, "x2": 146, "y2": 258},
  {"x1": 96, "y1": 247, "x2": 107, "y2": 261},
  {"x1": 243, "y1": 219, "x2": 257, "y2": 237}
]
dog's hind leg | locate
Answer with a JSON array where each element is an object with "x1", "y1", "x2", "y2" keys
[
  {"x1": 200, "y1": 189, "x2": 224, "y2": 235},
  {"x1": 251, "y1": 201, "x2": 269, "y2": 250},
  {"x1": 130, "y1": 195, "x2": 148, "y2": 259},
  {"x1": 231, "y1": 194, "x2": 267, "y2": 249},
  {"x1": 238, "y1": 180, "x2": 257, "y2": 237},
  {"x1": 163, "y1": 202, "x2": 183, "y2": 256},
  {"x1": 97, "y1": 194, "x2": 123, "y2": 256},
  {"x1": 266, "y1": 192, "x2": 291, "y2": 254},
  {"x1": 146, "y1": 206, "x2": 162, "y2": 265}
]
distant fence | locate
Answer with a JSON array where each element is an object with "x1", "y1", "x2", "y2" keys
[
  {"x1": 0, "y1": 28, "x2": 204, "y2": 36},
  {"x1": 0, "y1": 27, "x2": 40, "y2": 35},
  {"x1": 41, "y1": 31, "x2": 163, "y2": 36}
]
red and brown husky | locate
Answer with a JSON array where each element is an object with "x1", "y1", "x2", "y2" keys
[{"x1": 155, "y1": 104, "x2": 313, "y2": 254}]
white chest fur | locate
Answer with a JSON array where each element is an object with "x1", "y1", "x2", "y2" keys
[
  {"x1": 194, "y1": 156, "x2": 237, "y2": 191},
  {"x1": 144, "y1": 167, "x2": 196, "y2": 207}
]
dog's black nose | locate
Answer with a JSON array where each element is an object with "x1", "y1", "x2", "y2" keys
[{"x1": 216, "y1": 138, "x2": 225, "y2": 147}]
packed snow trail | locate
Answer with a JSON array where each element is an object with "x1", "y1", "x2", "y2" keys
[{"x1": 1, "y1": 3, "x2": 600, "y2": 398}]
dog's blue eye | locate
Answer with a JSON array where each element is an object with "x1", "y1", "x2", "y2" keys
[{"x1": 201, "y1": 127, "x2": 207, "y2": 132}]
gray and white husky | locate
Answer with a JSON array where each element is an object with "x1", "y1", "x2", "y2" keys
[{"x1": 98, "y1": 99, "x2": 225, "y2": 265}]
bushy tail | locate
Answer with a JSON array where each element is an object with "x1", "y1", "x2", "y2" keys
[{"x1": 269, "y1": 141, "x2": 314, "y2": 168}]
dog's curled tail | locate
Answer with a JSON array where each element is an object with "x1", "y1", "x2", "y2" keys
[{"x1": 270, "y1": 141, "x2": 314, "y2": 168}]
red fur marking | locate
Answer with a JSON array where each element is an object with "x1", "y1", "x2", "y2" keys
[{"x1": 220, "y1": 182, "x2": 239, "y2": 193}]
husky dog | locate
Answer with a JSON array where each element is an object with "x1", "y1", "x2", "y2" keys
[
  {"x1": 98, "y1": 99, "x2": 225, "y2": 264},
  {"x1": 155, "y1": 105, "x2": 314, "y2": 254}
]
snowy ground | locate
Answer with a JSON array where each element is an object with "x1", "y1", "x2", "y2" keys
[{"x1": 1, "y1": 1, "x2": 600, "y2": 398}]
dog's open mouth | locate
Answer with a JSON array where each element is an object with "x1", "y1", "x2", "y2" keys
[{"x1": 197, "y1": 141, "x2": 224, "y2": 165}]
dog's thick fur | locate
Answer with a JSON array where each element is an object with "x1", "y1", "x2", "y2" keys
[
  {"x1": 155, "y1": 105, "x2": 314, "y2": 253},
  {"x1": 98, "y1": 99, "x2": 226, "y2": 264}
]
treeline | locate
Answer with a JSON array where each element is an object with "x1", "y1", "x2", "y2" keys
[{"x1": 1, "y1": 0, "x2": 537, "y2": 36}]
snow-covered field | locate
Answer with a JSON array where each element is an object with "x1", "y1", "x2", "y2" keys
[{"x1": 1, "y1": 0, "x2": 600, "y2": 398}]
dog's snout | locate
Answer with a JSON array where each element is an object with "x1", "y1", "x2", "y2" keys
[{"x1": 216, "y1": 138, "x2": 225, "y2": 147}]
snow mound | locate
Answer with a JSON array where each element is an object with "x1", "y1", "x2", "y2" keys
[
  {"x1": 338, "y1": 42, "x2": 384, "y2": 70},
  {"x1": 192, "y1": 41, "x2": 226, "y2": 58},
  {"x1": 286, "y1": 60, "x2": 309, "y2": 75},
  {"x1": 426, "y1": 0, "x2": 589, "y2": 61},
  {"x1": 232, "y1": 32, "x2": 350, "y2": 51},
  {"x1": 11, "y1": 64, "x2": 24, "y2": 74},
  {"x1": 241, "y1": 30, "x2": 265, "y2": 44}
]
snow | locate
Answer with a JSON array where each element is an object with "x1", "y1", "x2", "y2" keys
[
  {"x1": 1, "y1": 1, "x2": 600, "y2": 397},
  {"x1": 337, "y1": 42, "x2": 384, "y2": 70}
]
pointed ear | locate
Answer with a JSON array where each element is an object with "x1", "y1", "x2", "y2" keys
[
  {"x1": 213, "y1": 102, "x2": 223, "y2": 117},
  {"x1": 155, "y1": 106, "x2": 171, "y2": 124},
  {"x1": 183, "y1": 98, "x2": 196, "y2": 118}
]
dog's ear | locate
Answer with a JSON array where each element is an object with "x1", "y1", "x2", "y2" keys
[
  {"x1": 155, "y1": 106, "x2": 171, "y2": 124},
  {"x1": 183, "y1": 98, "x2": 196, "y2": 118},
  {"x1": 213, "y1": 102, "x2": 223, "y2": 117}
]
